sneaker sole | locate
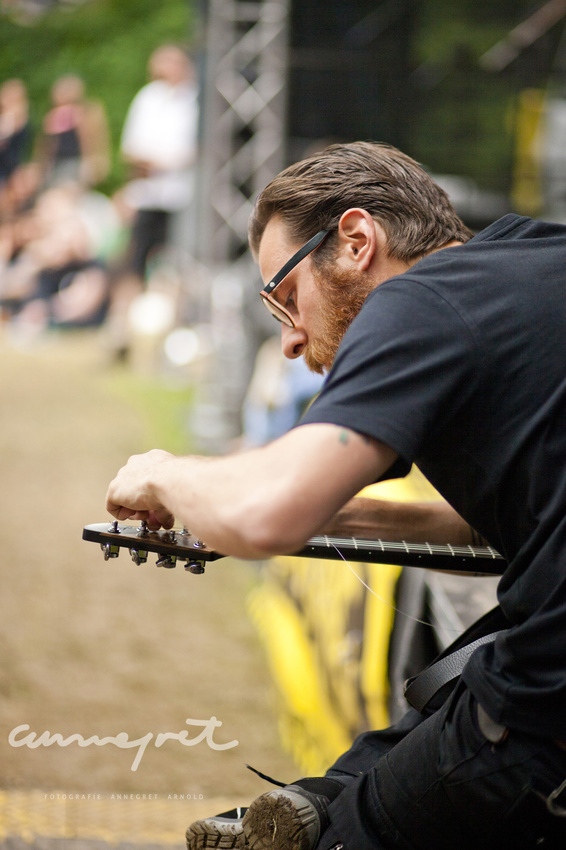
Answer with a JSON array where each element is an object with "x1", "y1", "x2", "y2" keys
[
  {"x1": 243, "y1": 788, "x2": 321, "y2": 850},
  {"x1": 186, "y1": 812, "x2": 245, "y2": 850}
]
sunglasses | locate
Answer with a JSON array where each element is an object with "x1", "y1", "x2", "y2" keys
[{"x1": 260, "y1": 229, "x2": 329, "y2": 327}]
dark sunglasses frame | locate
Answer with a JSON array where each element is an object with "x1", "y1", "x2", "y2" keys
[{"x1": 260, "y1": 229, "x2": 329, "y2": 327}]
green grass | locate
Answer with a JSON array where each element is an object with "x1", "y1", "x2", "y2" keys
[{"x1": 102, "y1": 367, "x2": 196, "y2": 456}]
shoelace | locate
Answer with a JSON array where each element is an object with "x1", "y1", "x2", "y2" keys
[{"x1": 245, "y1": 763, "x2": 287, "y2": 787}]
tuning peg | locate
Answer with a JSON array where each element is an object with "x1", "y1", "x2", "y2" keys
[
  {"x1": 130, "y1": 549, "x2": 148, "y2": 565},
  {"x1": 185, "y1": 560, "x2": 205, "y2": 575},
  {"x1": 101, "y1": 543, "x2": 119, "y2": 560},
  {"x1": 156, "y1": 554, "x2": 177, "y2": 569}
]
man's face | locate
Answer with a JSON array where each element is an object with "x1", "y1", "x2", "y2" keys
[
  {"x1": 150, "y1": 47, "x2": 191, "y2": 86},
  {"x1": 258, "y1": 216, "x2": 372, "y2": 374}
]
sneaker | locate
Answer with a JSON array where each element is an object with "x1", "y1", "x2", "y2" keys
[
  {"x1": 242, "y1": 777, "x2": 344, "y2": 850},
  {"x1": 186, "y1": 806, "x2": 247, "y2": 849}
]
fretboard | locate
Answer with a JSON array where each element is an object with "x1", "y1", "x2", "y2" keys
[{"x1": 293, "y1": 536, "x2": 506, "y2": 575}]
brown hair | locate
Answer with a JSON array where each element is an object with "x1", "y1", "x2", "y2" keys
[{"x1": 249, "y1": 141, "x2": 473, "y2": 263}]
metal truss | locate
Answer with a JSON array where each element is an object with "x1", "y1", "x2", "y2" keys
[{"x1": 196, "y1": 0, "x2": 290, "y2": 266}]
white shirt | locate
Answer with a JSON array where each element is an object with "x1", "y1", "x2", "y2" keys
[{"x1": 120, "y1": 79, "x2": 199, "y2": 211}]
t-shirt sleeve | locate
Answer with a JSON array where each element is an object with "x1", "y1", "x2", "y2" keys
[{"x1": 298, "y1": 277, "x2": 479, "y2": 471}]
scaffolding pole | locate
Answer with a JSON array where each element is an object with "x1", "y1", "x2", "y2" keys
[
  {"x1": 190, "y1": 0, "x2": 290, "y2": 450},
  {"x1": 196, "y1": 0, "x2": 290, "y2": 265}
]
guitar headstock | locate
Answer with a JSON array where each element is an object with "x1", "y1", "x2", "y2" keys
[{"x1": 82, "y1": 522, "x2": 225, "y2": 574}]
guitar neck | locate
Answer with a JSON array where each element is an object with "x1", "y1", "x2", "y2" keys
[
  {"x1": 293, "y1": 536, "x2": 505, "y2": 575},
  {"x1": 83, "y1": 523, "x2": 506, "y2": 576}
]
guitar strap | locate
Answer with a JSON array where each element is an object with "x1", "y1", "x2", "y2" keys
[{"x1": 403, "y1": 604, "x2": 510, "y2": 714}]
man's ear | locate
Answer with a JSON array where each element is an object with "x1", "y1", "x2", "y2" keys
[{"x1": 337, "y1": 208, "x2": 379, "y2": 270}]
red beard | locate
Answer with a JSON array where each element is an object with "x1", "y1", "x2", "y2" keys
[{"x1": 303, "y1": 265, "x2": 373, "y2": 374}]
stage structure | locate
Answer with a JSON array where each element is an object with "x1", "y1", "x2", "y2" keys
[
  {"x1": 195, "y1": 0, "x2": 290, "y2": 266},
  {"x1": 188, "y1": 0, "x2": 290, "y2": 449},
  {"x1": 194, "y1": 0, "x2": 415, "y2": 266}
]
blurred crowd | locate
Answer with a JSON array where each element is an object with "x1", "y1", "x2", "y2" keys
[
  {"x1": 0, "y1": 44, "x2": 198, "y2": 349},
  {"x1": 0, "y1": 45, "x2": 323, "y2": 447}
]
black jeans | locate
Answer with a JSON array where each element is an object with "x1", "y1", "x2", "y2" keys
[{"x1": 320, "y1": 685, "x2": 566, "y2": 849}]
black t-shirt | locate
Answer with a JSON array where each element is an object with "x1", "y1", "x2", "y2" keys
[{"x1": 300, "y1": 214, "x2": 566, "y2": 737}]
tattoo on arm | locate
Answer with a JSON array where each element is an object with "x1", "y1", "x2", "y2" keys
[{"x1": 338, "y1": 429, "x2": 372, "y2": 447}]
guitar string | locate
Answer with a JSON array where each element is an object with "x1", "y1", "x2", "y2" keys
[{"x1": 329, "y1": 541, "x2": 461, "y2": 632}]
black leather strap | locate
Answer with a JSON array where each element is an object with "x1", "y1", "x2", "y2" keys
[{"x1": 403, "y1": 631, "x2": 504, "y2": 712}]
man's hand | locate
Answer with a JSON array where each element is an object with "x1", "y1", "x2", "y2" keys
[{"x1": 106, "y1": 449, "x2": 175, "y2": 529}]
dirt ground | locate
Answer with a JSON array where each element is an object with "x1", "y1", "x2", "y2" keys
[{"x1": 0, "y1": 329, "x2": 296, "y2": 821}]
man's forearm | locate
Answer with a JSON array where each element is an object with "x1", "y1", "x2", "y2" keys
[
  {"x1": 320, "y1": 496, "x2": 478, "y2": 546},
  {"x1": 106, "y1": 425, "x2": 396, "y2": 560}
]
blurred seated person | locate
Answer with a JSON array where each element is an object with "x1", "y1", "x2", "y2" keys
[
  {"x1": 1, "y1": 185, "x2": 110, "y2": 337},
  {"x1": 0, "y1": 79, "x2": 31, "y2": 189},
  {"x1": 0, "y1": 160, "x2": 42, "y2": 224},
  {"x1": 242, "y1": 334, "x2": 324, "y2": 447}
]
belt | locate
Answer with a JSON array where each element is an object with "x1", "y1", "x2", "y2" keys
[{"x1": 404, "y1": 626, "x2": 566, "y2": 756}]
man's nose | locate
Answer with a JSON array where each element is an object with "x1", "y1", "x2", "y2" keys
[{"x1": 281, "y1": 323, "x2": 307, "y2": 360}]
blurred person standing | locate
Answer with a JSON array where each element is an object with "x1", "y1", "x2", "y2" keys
[
  {"x1": 119, "y1": 44, "x2": 199, "y2": 283},
  {"x1": 103, "y1": 44, "x2": 199, "y2": 361},
  {"x1": 37, "y1": 74, "x2": 110, "y2": 189}
]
